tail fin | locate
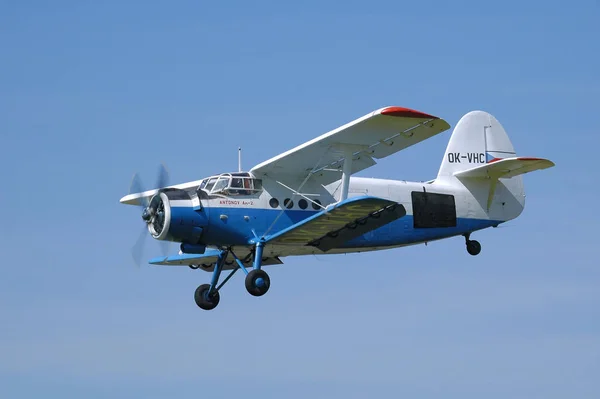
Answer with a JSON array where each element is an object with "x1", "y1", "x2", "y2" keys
[
  {"x1": 437, "y1": 110, "x2": 517, "y2": 178},
  {"x1": 435, "y1": 111, "x2": 554, "y2": 221}
]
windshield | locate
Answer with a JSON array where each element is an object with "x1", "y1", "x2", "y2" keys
[
  {"x1": 212, "y1": 176, "x2": 229, "y2": 192},
  {"x1": 204, "y1": 178, "x2": 218, "y2": 191}
]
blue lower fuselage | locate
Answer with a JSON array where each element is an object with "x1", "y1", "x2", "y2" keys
[{"x1": 187, "y1": 206, "x2": 500, "y2": 249}]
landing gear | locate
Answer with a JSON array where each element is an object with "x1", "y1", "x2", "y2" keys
[
  {"x1": 466, "y1": 240, "x2": 481, "y2": 256},
  {"x1": 194, "y1": 284, "x2": 220, "y2": 310},
  {"x1": 245, "y1": 269, "x2": 270, "y2": 296},
  {"x1": 192, "y1": 242, "x2": 271, "y2": 310},
  {"x1": 464, "y1": 233, "x2": 482, "y2": 256},
  {"x1": 245, "y1": 241, "x2": 270, "y2": 296}
]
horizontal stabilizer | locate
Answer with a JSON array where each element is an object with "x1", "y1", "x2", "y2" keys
[
  {"x1": 454, "y1": 157, "x2": 555, "y2": 179},
  {"x1": 149, "y1": 248, "x2": 283, "y2": 272},
  {"x1": 265, "y1": 196, "x2": 406, "y2": 252},
  {"x1": 454, "y1": 157, "x2": 555, "y2": 211}
]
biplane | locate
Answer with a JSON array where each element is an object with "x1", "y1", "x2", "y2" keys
[{"x1": 120, "y1": 107, "x2": 554, "y2": 310}]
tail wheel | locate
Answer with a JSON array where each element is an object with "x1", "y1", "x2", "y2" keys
[{"x1": 466, "y1": 240, "x2": 482, "y2": 256}]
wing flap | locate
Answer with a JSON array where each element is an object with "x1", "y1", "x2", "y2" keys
[
  {"x1": 265, "y1": 196, "x2": 406, "y2": 251},
  {"x1": 366, "y1": 117, "x2": 451, "y2": 159},
  {"x1": 454, "y1": 157, "x2": 555, "y2": 179}
]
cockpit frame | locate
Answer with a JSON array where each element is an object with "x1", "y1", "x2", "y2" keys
[{"x1": 198, "y1": 172, "x2": 263, "y2": 196}]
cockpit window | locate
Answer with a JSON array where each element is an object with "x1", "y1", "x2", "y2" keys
[
  {"x1": 212, "y1": 177, "x2": 229, "y2": 193},
  {"x1": 228, "y1": 177, "x2": 262, "y2": 195},
  {"x1": 198, "y1": 173, "x2": 263, "y2": 196},
  {"x1": 231, "y1": 178, "x2": 244, "y2": 189},
  {"x1": 205, "y1": 178, "x2": 218, "y2": 191}
]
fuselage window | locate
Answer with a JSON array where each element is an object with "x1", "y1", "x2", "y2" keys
[
  {"x1": 312, "y1": 199, "x2": 322, "y2": 210},
  {"x1": 298, "y1": 199, "x2": 308, "y2": 209},
  {"x1": 269, "y1": 198, "x2": 279, "y2": 208},
  {"x1": 284, "y1": 198, "x2": 293, "y2": 209}
]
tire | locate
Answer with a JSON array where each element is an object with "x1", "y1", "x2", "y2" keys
[
  {"x1": 194, "y1": 284, "x2": 220, "y2": 310},
  {"x1": 466, "y1": 240, "x2": 482, "y2": 256},
  {"x1": 245, "y1": 269, "x2": 270, "y2": 297}
]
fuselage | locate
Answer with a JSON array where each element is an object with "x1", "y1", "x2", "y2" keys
[{"x1": 189, "y1": 175, "x2": 510, "y2": 257}]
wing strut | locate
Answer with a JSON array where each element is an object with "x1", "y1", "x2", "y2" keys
[{"x1": 339, "y1": 147, "x2": 353, "y2": 202}]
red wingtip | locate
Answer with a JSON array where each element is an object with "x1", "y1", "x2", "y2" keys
[{"x1": 380, "y1": 106, "x2": 438, "y2": 119}]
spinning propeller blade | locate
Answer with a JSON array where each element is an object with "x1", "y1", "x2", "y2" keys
[
  {"x1": 156, "y1": 163, "x2": 169, "y2": 192},
  {"x1": 129, "y1": 173, "x2": 147, "y2": 207},
  {"x1": 131, "y1": 225, "x2": 147, "y2": 268},
  {"x1": 128, "y1": 162, "x2": 171, "y2": 267}
]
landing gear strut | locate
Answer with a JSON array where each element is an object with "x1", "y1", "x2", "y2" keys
[
  {"x1": 193, "y1": 242, "x2": 271, "y2": 310},
  {"x1": 244, "y1": 241, "x2": 270, "y2": 297},
  {"x1": 464, "y1": 233, "x2": 481, "y2": 256}
]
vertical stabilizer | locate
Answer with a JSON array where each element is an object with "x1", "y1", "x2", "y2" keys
[
  {"x1": 437, "y1": 111, "x2": 517, "y2": 179},
  {"x1": 436, "y1": 111, "x2": 525, "y2": 221}
]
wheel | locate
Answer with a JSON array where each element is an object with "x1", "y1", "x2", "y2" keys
[
  {"x1": 194, "y1": 283, "x2": 220, "y2": 310},
  {"x1": 189, "y1": 264, "x2": 200, "y2": 270},
  {"x1": 466, "y1": 240, "x2": 481, "y2": 256},
  {"x1": 245, "y1": 269, "x2": 270, "y2": 297}
]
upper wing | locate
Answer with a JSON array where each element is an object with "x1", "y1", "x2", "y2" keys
[
  {"x1": 264, "y1": 196, "x2": 406, "y2": 252},
  {"x1": 119, "y1": 180, "x2": 203, "y2": 206},
  {"x1": 454, "y1": 157, "x2": 555, "y2": 179},
  {"x1": 250, "y1": 106, "x2": 450, "y2": 185}
]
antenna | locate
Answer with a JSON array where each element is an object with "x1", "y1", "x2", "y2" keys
[{"x1": 238, "y1": 147, "x2": 242, "y2": 172}]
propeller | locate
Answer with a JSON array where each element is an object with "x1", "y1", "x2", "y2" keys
[{"x1": 129, "y1": 163, "x2": 171, "y2": 267}]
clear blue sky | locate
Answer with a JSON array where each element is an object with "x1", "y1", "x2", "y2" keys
[{"x1": 1, "y1": 1, "x2": 598, "y2": 398}]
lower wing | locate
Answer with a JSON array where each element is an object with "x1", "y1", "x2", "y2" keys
[
  {"x1": 149, "y1": 248, "x2": 283, "y2": 271},
  {"x1": 264, "y1": 196, "x2": 406, "y2": 252}
]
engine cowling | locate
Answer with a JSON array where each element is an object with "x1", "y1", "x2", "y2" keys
[{"x1": 145, "y1": 190, "x2": 208, "y2": 244}]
